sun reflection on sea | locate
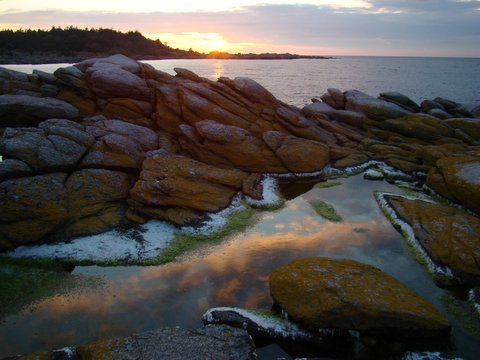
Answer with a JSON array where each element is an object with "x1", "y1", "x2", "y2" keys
[
  {"x1": 0, "y1": 175, "x2": 443, "y2": 357},
  {"x1": 213, "y1": 61, "x2": 224, "y2": 79}
]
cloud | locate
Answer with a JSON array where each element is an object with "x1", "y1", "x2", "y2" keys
[{"x1": 0, "y1": 1, "x2": 479, "y2": 56}]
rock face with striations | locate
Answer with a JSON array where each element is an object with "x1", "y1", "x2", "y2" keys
[
  {"x1": 269, "y1": 257, "x2": 450, "y2": 337},
  {"x1": 0, "y1": 54, "x2": 479, "y2": 250}
]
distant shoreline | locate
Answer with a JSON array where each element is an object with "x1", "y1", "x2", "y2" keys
[{"x1": 0, "y1": 52, "x2": 334, "y2": 65}]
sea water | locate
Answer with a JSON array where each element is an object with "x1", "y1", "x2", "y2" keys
[{"x1": 4, "y1": 56, "x2": 480, "y2": 107}]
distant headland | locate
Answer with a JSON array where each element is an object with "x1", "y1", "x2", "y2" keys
[{"x1": 0, "y1": 27, "x2": 332, "y2": 64}]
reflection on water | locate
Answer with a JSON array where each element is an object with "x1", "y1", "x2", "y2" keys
[
  {"x1": 0, "y1": 175, "x2": 479, "y2": 358},
  {"x1": 212, "y1": 61, "x2": 224, "y2": 79}
]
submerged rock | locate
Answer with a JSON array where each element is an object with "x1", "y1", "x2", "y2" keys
[
  {"x1": 269, "y1": 257, "x2": 450, "y2": 337},
  {"x1": 383, "y1": 195, "x2": 480, "y2": 285}
]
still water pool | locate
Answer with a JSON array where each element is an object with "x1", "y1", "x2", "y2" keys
[{"x1": 1, "y1": 175, "x2": 479, "y2": 359}]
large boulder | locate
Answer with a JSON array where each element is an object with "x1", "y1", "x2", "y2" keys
[
  {"x1": 444, "y1": 118, "x2": 480, "y2": 141},
  {"x1": 0, "y1": 95, "x2": 79, "y2": 127},
  {"x1": 80, "y1": 117, "x2": 158, "y2": 171},
  {"x1": 384, "y1": 195, "x2": 480, "y2": 284},
  {"x1": 0, "y1": 173, "x2": 69, "y2": 249},
  {"x1": 0, "y1": 119, "x2": 94, "y2": 172},
  {"x1": 379, "y1": 91, "x2": 420, "y2": 112},
  {"x1": 129, "y1": 150, "x2": 248, "y2": 224},
  {"x1": 269, "y1": 257, "x2": 450, "y2": 337},
  {"x1": 427, "y1": 156, "x2": 480, "y2": 214},
  {"x1": 344, "y1": 90, "x2": 411, "y2": 121}
]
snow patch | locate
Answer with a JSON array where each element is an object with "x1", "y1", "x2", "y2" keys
[
  {"x1": 375, "y1": 192, "x2": 454, "y2": 279},
  {"x1": 203, "y1": 307, "x2": 313, "y2": 341},
  {"x1": 468, "y1": 288, "x2": 480, "y2": 317},
  {"x1": 402, "y1": 352, "x2": 463, "y2": 360},
  {"x1": 244, "y1": 176, "x2": 282, "y2": 207}
]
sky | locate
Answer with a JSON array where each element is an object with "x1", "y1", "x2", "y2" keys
[{"x1": 0, "y1": 0, "x2": 479, "y2": 57}]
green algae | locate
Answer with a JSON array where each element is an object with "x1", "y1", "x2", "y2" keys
[
  {"x1": 314, "y1": 180, "x2": 342, "y2": 189},
  {"x1": 309, "y1": 200, "x2": 343, "y2": 222},
  {"x1": 0, "y1": 256, "x2": 102, "y2": 320},
  {"x1": 441, "y1": 293, "x2": 480, "y2": 338},
  {"x1": 141, "y1": 206, "x2": 257, "y2": 266}
]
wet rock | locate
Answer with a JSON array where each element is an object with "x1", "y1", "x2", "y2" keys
[
  {"x1": 426, "y1": 156, "x2": 480, "y2": 214},
  {"x1": 203, "y1": 307, "x2": 317, "y2": 343},
  {"x1": 364, "y1": 169, "x2": 384, "y2": 180},
  {"x1": 0, "y1": 173, "x2": 69, "y2": 250},
  {"x1": 0, "y1": 119, "x2": 93, "y2": 172},
  {"x1": 129, "y1": 150, "x2": 248, "y2": 224},
  {"x1": 385, "y1": 195, "x2": 480, "y2": 285},
  {"x1": 269, "y1": 257, "x2": 450, "y2": 337},
  {"x1": 344, "y1": 90, "x2": 411, "y2": 121},
  {"x1": 76, "y1": 325, "x2": 256, "y2": 360},
  {"x1": 379, "y1": 91, "x2": 420, "y2": 112},
  {"x1": 0, "y1": 95, "x2": 79, "y2": 127},
  {"x1": 80, "y1": 117, "x2": 158, "y2": 171},
  {"x1": 420, "y1": 100, "x2": 445, "y2": 114},
  {"x1": 402, "y1": 351, "x2": 464, "y2": 360}
]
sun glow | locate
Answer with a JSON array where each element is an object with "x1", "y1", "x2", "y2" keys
[{"x1": 145, "y1": 32, "x2": 229, "y2": 53}]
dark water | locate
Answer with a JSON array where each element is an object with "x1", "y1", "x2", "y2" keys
[
  {"x1": 1, "y1": 175, "x2": 479, "y2": 359},
  {"x1": 5, "y1": 56, "x2": 480, "y2": 107}
]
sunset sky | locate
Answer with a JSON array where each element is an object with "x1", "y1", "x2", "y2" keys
[{"x1": 0, "y1": 0, "x2": 479, "y2": 56}]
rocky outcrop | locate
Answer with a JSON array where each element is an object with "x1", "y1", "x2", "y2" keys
[
  {"x1": 269, "y1": 257, "x2": 450, "y2": 337},
  {"x1": 382, "y1": 195, "x2": 480, "y2": 284},
  {"x1": 0, "y1": 54, "x2": 479, "y2": 250}
]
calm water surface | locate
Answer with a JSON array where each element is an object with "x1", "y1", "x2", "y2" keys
[
  {"x1": 1, "y1": 175, "x2": 479, "y2": 359},
  {"x1": 5, "y1": 56, "x2": 480, "y2": 107}
]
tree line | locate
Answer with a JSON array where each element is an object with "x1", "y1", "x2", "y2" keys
[{"x1": 0, "y1": 26, "x2": 203, "y2": 58}]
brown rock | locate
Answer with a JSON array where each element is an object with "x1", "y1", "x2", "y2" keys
[
  {"x1": 0, "y1": 173, "x2": 68, "y2": 249},
  {"x1": 381, "y1": 114, "x2": 452, "y2": 141},
  {"x1": 263, "y1": 131, "x2": 330, "y2": 172},
  {"x1": 427, "y1": 156, "x2": 480, "y2": 214},
  {"x1": 269, "y1": 257, "x2": 450, "y2": 337},
  {"x1": 385, "y1": 195, "x2": 480, "y2": 283},
  {"x1": 129, "y1": 151, "x2": 248, "y2": 221},
  {"x1": 65, "y1": 169, "x2": 132, "y2": 237},
  {"x1": 444, "y1": 118, "x2": 480, "y2": 141}
]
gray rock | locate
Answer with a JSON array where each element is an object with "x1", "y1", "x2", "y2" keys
[
  {"x1": 0, "y1": 158, "x2": 32, "y2": 180},
  {"x1": 0, "y1": 94, "x2": 79, "y2": 127},
  {"x1": 320, "y1": 88, "x2": 345, "y2": 109},
  {"x1": 402, "y1": 351, "x2": 464, "y2": 360},
  {"x1": 0, "y1": 119, "x2": 93, "y2": 171},
  {"x1": 427, "y1": 108, "x2": 452, "y2": 120},
  {"x1": 434, "y1": 97, "x2": 458, "y2": 110},
  {"x1": 379, "y1": 91, "x2": 420, "y2": 112},
  {"x1": 80, "y1": 118, "x2": 158, "y2": 170},
  {"x1": 302, "y1": 101, "x2": 366, "y2": 127},
  {"x1": 54, "y1": 66, "x2": 86, "y2": 90},
  {"x1": 32, "y1": 69, "x2": 58, "y2": 84},
  {"x1": 76, "y1": 325, "x2": 256, "y2": 360},
  {"x1": 40, "y1": 84, "x2": 59, "y2": 97},
  {"x1": 0, "y1": 66, "x2": 29, "y2": 82},
  {"x1": 420, "y1": 100, "x2": 445, "y2": 113},
  {"x1": 204, "y1": 307, "x2": 317, "y2": 343},
  {"x1": 344, "y1": 90, "x2": 410, "y2": 121}
]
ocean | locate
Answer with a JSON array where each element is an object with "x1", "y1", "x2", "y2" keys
[{"x1": 5, "y1": 56, "x2": 480, "y2": 108}]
